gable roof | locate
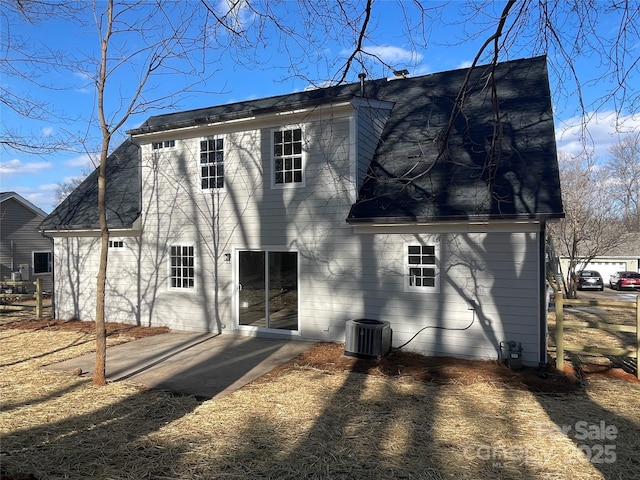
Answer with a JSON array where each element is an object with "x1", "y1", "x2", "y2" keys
[
  {"x1": 1, "y1": 192, "x2": 48, "y2": 218},
  {"x1": 40, "y1": 140, "x2": 140, "y2": 230},
  {"x1": 41, "y1": 55, "x2": 562, "y2": 231},
  {"x1": 347, "y1": 55, "x2": 563, "y2": 223}
]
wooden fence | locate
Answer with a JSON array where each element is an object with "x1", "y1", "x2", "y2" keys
[
  {"x1": 554, "y1": 292, "x2": 639, "y2": 378},
  {"x1": 0, "y1": 278, "x2": 44, "y2": 319}
]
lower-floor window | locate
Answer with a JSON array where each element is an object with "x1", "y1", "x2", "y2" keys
[
  {"x1": 170, "y1": 245, "x2": 195, "y2": 290},
  {"x1": 33, "y1": 251, "x2": 52, "y2": 274},
  {"x1": 406, "y1": 244, "x2": 439, "y2": 292}
]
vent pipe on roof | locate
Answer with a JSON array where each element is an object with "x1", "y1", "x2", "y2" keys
[
  {"x1": 392, "y1": 69, "x2": 409, "y2": 79},
  {"x1": 358, "y1": 73, "x2": 366, "y2": 97}
]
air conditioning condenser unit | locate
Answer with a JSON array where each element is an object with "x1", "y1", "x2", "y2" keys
[{"x1": 345, "y1": 319, "x2": 392, "y2": 358}]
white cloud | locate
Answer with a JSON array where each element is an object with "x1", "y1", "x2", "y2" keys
[
  {"x1": 364, "y1": 45, "x2": 423, "y2": 65},
  {"x1": 556, "y1": 111, "x2": 640, "y2": 158},
  {"x1": 215, "y1": 0, "x2": 255, "y2": 31},
  {"x1": 73, "y1": 70, "x2": 94, "y2": 94},
  {"x1": 66, "y1": 153, "x2": 96, "y2": 168},
  {"x1": 457, "y1": 60, "x2": 473, "y2": 69},
  {"x1": 0, "y1": 159, "x2": 51, "y2": 176},
  {"x1": 411, "y1": 64, "x2": 432, "y2": 77},
  {"x1": 41, "y1": 127, "x2": 54, "y2": 137},
  {"x1": 9, "y1": 186, "x2": 54, "y2": 214}
]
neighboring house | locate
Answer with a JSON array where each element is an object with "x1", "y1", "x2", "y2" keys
[
  {"x1": 560, "y1": 238, "x2": 640, "y2": 284},
  {"x1": 40, "y1": 56, "x2": 564, "y2": 367},
  {"x1": 1, "y1": 192, "x2": 53, "y2": 292}
]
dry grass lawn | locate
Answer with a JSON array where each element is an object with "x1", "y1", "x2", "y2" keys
[{"x1": 1, "y1": 314, "x2": 639, "y2": 479}]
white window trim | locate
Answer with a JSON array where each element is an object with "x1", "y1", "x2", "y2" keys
[
  {"x1": 404, "y1": 242, "x2": 440, "y2": 293},
  {"x1": 32, "y1": 251, "x2": 52, "y2": 275},
  {"x1": 199, "y1": 135, "x2": 226, "y2": 192},
  {"x1": 270, "y1": 125, "x2": 306, "y2": 189},
  {"x1": 168, "y1": 244, "x2": 197, "y2": 292},
  {"x1": 108, "y1": 239, "x2": 125, "y2": 250},
  {"x1": 152, "y1": 139, "x2": 176, "y2": 150}
]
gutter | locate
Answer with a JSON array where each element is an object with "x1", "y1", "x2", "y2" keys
[
  {"x1": 346, "y1": 213, "x2": 565, "y2": 225},
  {"x1": 127, "y1": 94, "x2": 358, "y2": 136}
]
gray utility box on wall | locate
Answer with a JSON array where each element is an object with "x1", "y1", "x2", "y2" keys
[{"x1": 345, "y1": 319, "x2": 392, "y2": 358}]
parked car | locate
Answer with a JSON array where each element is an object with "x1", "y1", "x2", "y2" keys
[
  {"x1": 576, "y1": 270, "x2": 603, "y2": 291},
  {"x1": 609, "y1": 271, "x2": 640, "y2": 290}
]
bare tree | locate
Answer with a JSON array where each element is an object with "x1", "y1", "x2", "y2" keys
[
  {"x1": 0, "y1": 2, "x2": 83, "y2": 154},
  {"x1": 548, "y1": 152, "x2": 628, "y2": 298},
  {"x1": 54, "y1": 171, "x2": 89, "y2": 207},
  {"x1": 88, "y1": 0, "x2": 216, "y2": 385},
  {"x1": 605, "y1": 133, "x2": 640, "y2": 232},
  {"x1": 6, "y1": 0, "x2": 640, "y2": 382}
]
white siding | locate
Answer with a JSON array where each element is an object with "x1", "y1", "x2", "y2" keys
[
  {"x1": 51, "y1": 106, "x2": 544, "y2": 365},
  {"x1": 297, "y1": 230, "x2": 541, "y2": 365}
]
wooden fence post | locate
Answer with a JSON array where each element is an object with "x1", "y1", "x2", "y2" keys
[
  {"x1": 35, "y1": 278, "x2": 43, "y2": 319},
  {"x1": 555, "y1": 291, "x2": 564, "y2": 372}
]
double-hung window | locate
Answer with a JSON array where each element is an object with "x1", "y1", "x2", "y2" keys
[
  {"x1": 405, "y1": 244, "x2": 439, "y2": 292},
  {"x1": 272, "y1": 127, "x2": 304, "y2": 187},
  {"x1": 200, "y1": 137, "x2": 224, "y2": 189},
  {"x1": 33, "y1": 251, "x2": 52, "y2": 275},
  {"x1": 169, "y1": 245, "x2": 195, "y2": 290}
]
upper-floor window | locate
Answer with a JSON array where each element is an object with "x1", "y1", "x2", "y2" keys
[
  {"x1": 152, "y1": 140, "x2": 176, "y2": 150},
  {"x1": 272, "y1": 127, "x2": 304, "y2": 187},
  {"x1": 200, "y1": 138, "x2": 224, "y2": 189},
  {"x1": 405, "y1": 244, "x2": 440, "y2": 293},
  {"x1": 33, "y1": 251, "x2": 52, "y2": 275}
]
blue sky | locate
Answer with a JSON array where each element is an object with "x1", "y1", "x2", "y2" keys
[{"x1": 1, "y1": 1, "x2": 638, "y2": 213}]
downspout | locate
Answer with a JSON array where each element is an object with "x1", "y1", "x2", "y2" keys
[{"x1": 538, "y1": 221, "x2": 548, "y2": 377}]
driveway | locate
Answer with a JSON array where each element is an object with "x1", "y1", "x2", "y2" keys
[
  {"x1": 47, "y1": 332, "x2": 314, "y2": 399},
  {"x1": 574, "y1": 287, "x2": 639, "y2": 303}
]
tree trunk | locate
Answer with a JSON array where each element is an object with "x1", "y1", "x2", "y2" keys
[
  {"x1": 93, "y1": 0, "x2": 113, "y2": 387},
  {"x1": 93, "y1": 144, "x2": 110, "y2": 386}
]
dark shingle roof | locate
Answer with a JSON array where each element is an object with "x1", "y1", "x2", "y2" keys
[
  {"x1": 40, "y1": 139, "x2": 140, "y2": 230},
  {"x1": 347, "y1": 55, "x2": 563, "y2": 223},
  {"x1": 1, "y1": 192, "x2": 49, "y2": 217},
  {"x1": 41, "y1": 55, "x2": 562, "y2": 231}
]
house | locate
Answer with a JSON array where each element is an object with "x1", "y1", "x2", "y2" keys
[
  {"x1": 40, "y1": 55, "x2": 563, "y2": 367},
  {"x1": 560, "y1": 237, "x2": 640, "y2": 287},
  {"x1": 1, "y1": 192, "x2": 53, "y2": 292}
]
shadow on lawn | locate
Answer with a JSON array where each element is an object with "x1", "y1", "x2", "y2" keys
[
  {"x1": 2, "y1": 330, "x2": 638, "y2": 479},
  {"x1": 1, "y1": 334, "x2": 284, "y2": 479}
]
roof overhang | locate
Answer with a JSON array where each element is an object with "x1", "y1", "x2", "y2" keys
[
  {"x1": 348, "y1": 216, "x2": 562, "y2": 234},
  {"x1": 127, "y1": 95, "x2": 358, "y2": 138},
  {"x1": 41, "y1": 215, "x2": 142, "y2": 237}
]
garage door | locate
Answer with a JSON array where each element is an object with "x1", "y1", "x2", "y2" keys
[{"x1": 582, "y1": 262, "x2": 627, "y2": 283}]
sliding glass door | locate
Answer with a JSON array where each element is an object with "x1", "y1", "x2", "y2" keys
[{"x1": 238, "y1": 251, "x2": 298, "y2": 330}]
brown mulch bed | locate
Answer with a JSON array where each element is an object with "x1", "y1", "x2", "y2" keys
[
  {"x1": 3, "y1": 318, "x2": 637, "y2": 395},
  {"x1": 0, "y1": 317, "x2": 169, "y2": 339},
  {"x1": 272, "y1": 342, "x2": 586, "y2": 394}
]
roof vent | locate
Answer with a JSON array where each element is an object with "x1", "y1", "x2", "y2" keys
[
  {"x1": 358, "y1": 73, "x2": 367, "y2": 97},
  {"x1": 393, "y1": 69, "x2": 409, "y2": 79}
]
